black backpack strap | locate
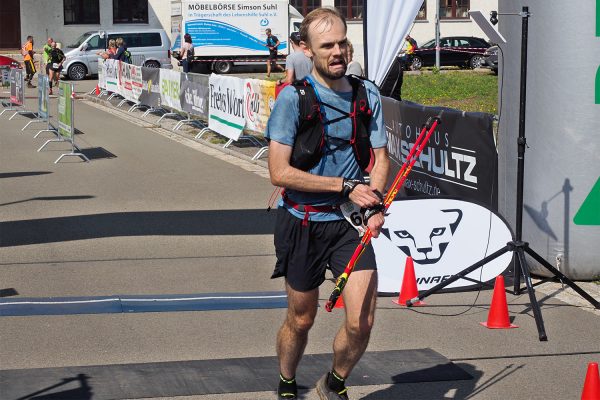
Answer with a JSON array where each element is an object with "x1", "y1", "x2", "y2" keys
[
  {"x1": 289, "y1": 79, "x2": 326, "y2": 171},
  {"x1": 346, "y1": 75, "x2": 374, "y2": 171},
  {"x1": 292, "y1": 79, "x2": 320, "y2": 123}
]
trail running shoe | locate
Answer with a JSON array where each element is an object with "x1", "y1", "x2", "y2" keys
[
  {"x1": 315, "y1": 373, "x2": 349, "y2": 400},
  {"x1": 277, "y1": 374, "x2": 297, "y2": 399}
]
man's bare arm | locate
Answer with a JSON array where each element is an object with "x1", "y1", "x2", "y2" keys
[
  {"x1": 368, "y1": 147, "x2": 390, "y2": 194},
  {"x1": 362, "y1": 146, "x2": 390, "y2": 237},
  {"x1": 268, "y1": 140, "x2": 342, "y2": 193}
]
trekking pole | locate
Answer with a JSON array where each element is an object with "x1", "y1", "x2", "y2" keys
[{"x1": 324, "y1": 113, "x2": 443, "y2": 312}]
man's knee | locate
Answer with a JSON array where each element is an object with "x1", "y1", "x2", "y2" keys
[
  {"x1": 346, "y1": 315, "x2": 375, "y2": 339},
  {"x1": 286, "y1": 310, "x2": 316, "y2": 334}
]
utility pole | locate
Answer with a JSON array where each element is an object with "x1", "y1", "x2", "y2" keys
[{"x1": 435, "y1": 0, "x2": 440, "y2": 68}]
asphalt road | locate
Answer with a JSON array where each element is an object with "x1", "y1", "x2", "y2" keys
[{"x1": 0, "y1": 79, "x2": 599, "y2": 400}]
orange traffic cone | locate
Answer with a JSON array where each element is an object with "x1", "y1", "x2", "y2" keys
[
  {"x1": 480, "y1": 275, "x2": 518, "y2": 329},
  {"x1": 334, "y1": 294, "x2": 345, "y2": 309},
  {"x1": 95, "y1": 84, "x2": 100, "y2": 96},
  {"x1": 581, "y1": 362, "x2": 600, "y2": 400},
  {"x1": 393, "y1": 257, "x2": 425, "y2": 306}
]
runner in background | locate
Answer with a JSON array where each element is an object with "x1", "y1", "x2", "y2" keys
[
  {"x1": 48, "y1": 41, "x2": 65, "y2": 96},
  {"x1": 265, "y1": 28, "x2": 285, "y2": 78},
  {"x1": 22, "y1": 35, "x2": 36, "y2": 88},
  {"x1": 42, "y1": 37, "x2": 53, "y2": 76}
]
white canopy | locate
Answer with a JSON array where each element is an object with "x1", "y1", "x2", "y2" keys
[{"x1": 366, "y1": 0, "x2": 424, "y2": 85}]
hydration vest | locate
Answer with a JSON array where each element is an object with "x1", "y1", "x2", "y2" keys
[{"x1": 290, "y1": 75, "x2": 374, "y2": 172}]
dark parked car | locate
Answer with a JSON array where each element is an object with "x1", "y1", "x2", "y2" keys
[
  {"x1": 409, "y1": 36, "x2": 491, "y2": 70},
  {"x1": 483, "y1": 45, "x2": 499, "y2": 75},
  {"x1": 0, "y1": 55, "x2": 21, "y2": 69}
]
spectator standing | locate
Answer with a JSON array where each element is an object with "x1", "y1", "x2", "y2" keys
[
  {"x1": 401, "y1": 35, "x2": 418, "y2": 70},
  {"x1": 22, "y1": 35, "x2": 36, "y2": 87},
  {"x1": 265, "y1": 7, "x2": 389, "y2": 400},
  {"x1": 345, "y1": 40, "x2": 363, "y2": 77},
  {"x1": 180, "y1": 33, "x2": 194, "y2": 73},
  {"x1": 42, "y1": 37, "x2": 53, "y2": 76},
  {"x1": 113, "y1": 38, "x2": 131, "y2": 64},
  {"x1": 277, "y1": 31, "x2": 312, "y2": 86},
  {"x1": 265, "y1": 28, "x2": 284, "y2": 77},
  {"x1": 48, "y1": 42, "x2": 65, "y2": 95},
  {"x1": 98, "y1": 39, "x2": 117, "y2": 60}
]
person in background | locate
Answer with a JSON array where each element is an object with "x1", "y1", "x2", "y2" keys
[
  {"x1": 277, "y1": 31, "x2": 312, "y2": 86},
  {"x1": 98, "y1": 39, "x2": 117, "y2": 60},
  {"x1": 22, "y1": 35, "x2": 36, "y2": 88},
  {"x1": 113, "y1": 38, "x2": 131, "y2": 64},
  {"x1": 42, "y1": 37, "x2": 53, "y2": 76},
  {"x1": 265, "y1": 28, "x2": 285, "y2": 77},
  {"x1": 345, "y1": 40, "x2": 363, "y2": 77},
  {"x1": 180, "y1": 33, "x2": 194, "y2": 73},
  {"x1": 48, "y1": 41, "x2": 65, "y2": 95},
  {"x1": 400, "y1": 34, "x2": 418, "y2": 70}
]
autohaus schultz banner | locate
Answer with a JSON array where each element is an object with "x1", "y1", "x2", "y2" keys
[{"x1": 383, "y1": 98, "x2": 498, "y2": 209}]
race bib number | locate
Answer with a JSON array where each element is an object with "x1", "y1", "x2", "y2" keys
[
  {"x1": 52, "y1": 63, "x2": 59, "y2": 69},
  {"x1": 340, "y1": 201, "x2": 366, "y2": 236}
]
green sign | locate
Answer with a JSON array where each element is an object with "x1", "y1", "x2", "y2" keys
[
  {"x1": 574, "y1": 177, "x2": 600, "y2": 225},
  {"x1": 597, "y1": 67, "x2": 600, "y2": 104},
  {"x1": 597, "y1": 0, "x2": 600, "y2": 36},
  {"x1": 58, "y1": 81, "x2": 73, "y2": 139}
]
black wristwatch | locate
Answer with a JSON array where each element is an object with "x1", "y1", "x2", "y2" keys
[{"x1": 341, "y1": 178, "x2": 365, "y2": 198}]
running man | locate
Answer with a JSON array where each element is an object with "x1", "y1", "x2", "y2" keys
[{"x1": 265, "y1": 7, "x2": 390, "y2": 400}]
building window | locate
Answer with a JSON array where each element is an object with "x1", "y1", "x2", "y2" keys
[
  {"x1": 416, "y1": 2, "x2": 426, "y2": 20},
  {"x1": 335, "y1": 0, "x2": 363, "y2": 20},
  {"x1": 440, "y1": 0, "x2": 470, "y2": 19},
  {"x1": 113, "y1": 0, "x2": 149, "y2": 24},
  {"x1": 64, "y1": 0, "x2": 100, "y2": 25},
  {"x1": 289, "y1": 0, "x2": 321, "y2": 17}
]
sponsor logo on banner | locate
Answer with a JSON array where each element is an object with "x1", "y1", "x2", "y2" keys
[
  {"x1": 208, "y1": 74, "x2": 245, "y2": 140},
  {"x1": 372, "y1": 197, "x2": 512, "y2": 293},
  {"x1": 160, "y1": 69, "x2": 182, "y2": 110},
  {"x1": 58, "y1": 82, "x2": 73, "y2": 139},
  {"x1": 183, "y1": 1, "x2": 288, "y2": 57},
  {"x1": 140, "y1": 67, "x2": 161, "y2": 108},
  {"x1": 243, "y1": 79, "x2": 275, "y2": 133},
  {"x1": 0, "y1": 66, "x2": 10, "y2": 88},
  {"x1": 104, "y1": 60, "x2": 119, "y2": 93},
  {"x1": 38, "y1": 74, "x2": 49, "y2": 120},
  {"x1": 181, "y1": 73, "x2": 209, "y2": 118},
  {"x1": 10, "y1": 69, "x2": 24, "y2": 106},
  {"x1": 382, "y1": 98, "x2": 497, "y2": 209}
]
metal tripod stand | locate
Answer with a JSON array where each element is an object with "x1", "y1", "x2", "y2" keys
[{"x1": 406, "y1": 6, "x2": 600, "y2": 341}]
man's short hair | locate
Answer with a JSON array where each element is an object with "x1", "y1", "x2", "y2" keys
[
  {"x1": 266, "y1": 28, "x2": 272, "y2": 34},
  {"x1": 299, "y1": 7, "x2": 346, "y2": 45},
  {"x1": 290, "y1": 31, "x2": 301, "y2": 45}
]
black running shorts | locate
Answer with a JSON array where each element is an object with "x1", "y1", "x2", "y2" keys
[{"x1": 271, "y1": 207, "x2": 377, "y2": 292}]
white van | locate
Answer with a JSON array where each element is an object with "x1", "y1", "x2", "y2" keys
[{"x1": 62, "y1": 29, "x2": 172, "y2": 80}]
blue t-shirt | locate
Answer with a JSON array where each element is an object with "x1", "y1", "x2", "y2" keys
[{"x1": 265, "y1": 75, "x2": 387, "y2": 221}]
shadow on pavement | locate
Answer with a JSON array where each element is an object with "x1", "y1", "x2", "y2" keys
[
  {"x1": 361, "y1": 362, "x2": 486, "y2": 400},
  {"x1": 79, "y1": 147, "x2": 116, "y2": 160},
  {"x1": 0, "y1": 209, "x2": 277, "y2": 247},
  {"x1": 17, "y1": 374, "x2": 92, "y2": 400},
  {"x1": 0, "y1": 171, "x2": 52, "y2": 178}
]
